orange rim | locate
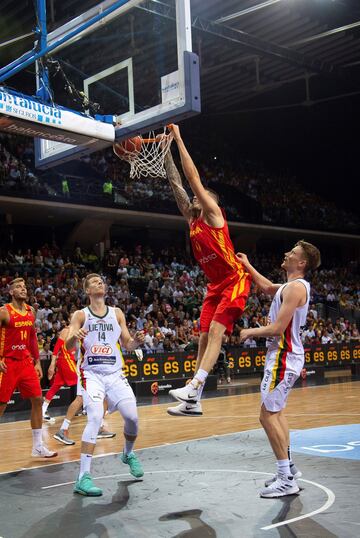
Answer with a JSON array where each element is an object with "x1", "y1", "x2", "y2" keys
[{"x1": 141, "y1": 133, "x2": 172, "y2": 144}]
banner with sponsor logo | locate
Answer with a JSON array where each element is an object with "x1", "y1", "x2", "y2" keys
[
  {"x1": 0, "y1": 86, "x2": 114, "y2": 143},
  {"x1": 130, "y1": 376, "x2": 217, "y2": 397},
  {"x1": 6, "y1": 343, "x2": 358, "y2": 412},
  {"x1": 123, "y1": 353, "x2": 198, "y2": 381},
  {"x1": 122, "y1": 342, "x2": 360, "y2": 382}
]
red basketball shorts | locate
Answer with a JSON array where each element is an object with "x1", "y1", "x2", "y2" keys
[
  {"x1": 53, "y1": 357, "x2": 78, "y2": 387},
  {"x1": 200, "y1": 273, "x2": 251, "y2": 335},
  {"x1": 0, "y1": 357, "x2": 42, "y2": 403}
]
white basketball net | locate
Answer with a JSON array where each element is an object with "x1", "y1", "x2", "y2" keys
[{"x1": 113, "y1": 127, "x2": 173, "y2": 179}]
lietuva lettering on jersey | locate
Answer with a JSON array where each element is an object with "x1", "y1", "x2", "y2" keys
[
  {"x1": 80, "y1": 306, "x2": 123, "y2": 374},
  {"x1": 88, "y1": 322, "x2": 114, "y2": 332}
]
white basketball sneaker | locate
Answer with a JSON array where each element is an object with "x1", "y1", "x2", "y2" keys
[
  {"x1": 167, "y1": 402, "x2": 203, "y2": 416},
  {"x1": 42, "y1": 413, "x2": 56, "y2": 424},
  {"x1": 264, "y1": 464, "x2": 302, "y2": 487},
  {"x1": 260, "y1": 474, "x2": 300, "y2": 498},
  {"x1": 169, "y1": 381, "x2": 201, "y2": 404},
  {"x1": 31, "y1": 445, "x2": 58, "y2": 458}
]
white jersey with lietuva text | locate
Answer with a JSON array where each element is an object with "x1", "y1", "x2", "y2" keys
[
  {"x1": 79, "y1": 306, "x2": 123, "y2": 374},
  {"x1": 266, "y1": 278, "x2": 310, "y2": 355}
]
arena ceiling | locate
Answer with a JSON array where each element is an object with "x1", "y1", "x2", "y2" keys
[{"x1": 1, "y1": 0, "x2": 360, "y2": 114}]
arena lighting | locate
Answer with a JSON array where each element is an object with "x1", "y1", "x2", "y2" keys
[{"x1": 215, "y1": 0, "x2": 283, "y2": 23}]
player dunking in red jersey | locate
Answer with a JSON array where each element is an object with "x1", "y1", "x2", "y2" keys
[
  {"x1": 165, "y1": 124, "x2": 251, "y2": 416},
  {"x1": 0, "y1": 278, "x2": 57, "y2": 458},
  {"x1": 190, "y1": 215, "x2": 250, "y2": 335}
]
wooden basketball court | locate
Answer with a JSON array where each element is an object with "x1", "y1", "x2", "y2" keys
[{"x1": 1, "y1": 373, "x2": 359, "y2": 474}]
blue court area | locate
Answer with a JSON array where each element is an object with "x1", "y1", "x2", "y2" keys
[
  {"x1": 291, "y1": 424, "x2": 360, "y2": 461},
  {"x1": 1, "y1": 428, "x2": 359, "y2": 538}
]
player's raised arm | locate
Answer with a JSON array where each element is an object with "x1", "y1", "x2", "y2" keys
[
  {"x1": 236, "y1": 253, "x2": 281, "y2": 296},
  {"x1": 65, "y1": 310, "x2": 86, "y2": 350},
  {"x1": 169, "y1": 124, "x2": 223, "y2": 222},
  {"x1": 240, "y1": 281, "x2": 306, "y2": 342},
  {"x1": 116, "y1": 308, "x2": 145, "y2": 352},
  {"x1": 164, "y1": 149, "x2": 192, "y2": 221}
]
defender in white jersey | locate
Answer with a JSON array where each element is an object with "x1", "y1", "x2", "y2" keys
[
  {"x1": 66, "y1": 273, "x2": 145, "y2": 497},
  {"x1": 238, "y1": 240, "x2": 321, "y2": 499}
]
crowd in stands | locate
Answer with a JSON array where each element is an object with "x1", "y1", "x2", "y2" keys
[
  {"x1": 0, "y1": 242, "x2": 359, "y2": 358},
  {"x1": 0, "y1": 133, "x2": 359, "y2": 233},
  {"x1": 0, "y1": 137, "x2": 56, "y2": 197}
]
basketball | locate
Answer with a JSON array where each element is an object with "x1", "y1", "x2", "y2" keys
[{"x1": 113, "y1": 136, "x2": 142, "y2": 158}]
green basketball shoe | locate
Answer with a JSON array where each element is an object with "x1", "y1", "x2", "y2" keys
[
  {"x1": 121, "y1": 451, "x2": 144, "y2": 478},
  {"x1": 74, "y1": 472, "x2": 103, "y2": 496}
]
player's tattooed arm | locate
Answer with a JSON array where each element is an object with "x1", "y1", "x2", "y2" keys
[{"x1": 165, "y1": 151, "x2": 192, "y2": 221}]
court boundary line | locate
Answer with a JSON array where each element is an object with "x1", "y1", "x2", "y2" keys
[{"x1": 40, "y1": 468, "x2": 336, "y2": 532}]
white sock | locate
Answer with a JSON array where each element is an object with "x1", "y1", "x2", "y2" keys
[
  {"x1": 61, "y1": 418, "x2": 71, "y2": 431},
  {"x1": 100, "y1": 418, "x2": 105, "y2": 428},
  {"x1": 32, "y1": 428, "x2": 43, "y2": 449},
  {"x1": 193, "y1": 368, "x2": 208, "y2": 385},
  {"x1": 277, "y1": 459, "x2": 291, "y2": 477},
  {"x1": 79, "y1": 453, "x2": 92, "y2": 479},
  {"x1": 42, "y1": 401, "x2": 49, "y2": 415},
  {"x1": 124, "y1": 437, "x2": 134, "y2": 455}
]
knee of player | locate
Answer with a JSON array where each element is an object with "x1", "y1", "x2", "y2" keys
[
  {"x1": 259, "y1": 405, "x2": 269, "y2": 425},
  {"x1": 87, "y1": 404, "x2": 104, "y2": 424},
  {"x1": 30, "y1": 396, "x2": 43, "y2": 407},
  {"x1": 124, "y1": 415, "x2": 138, "y2": 435},
  {"x1": 208, "y1": 321, "x2": 226, "y2": 340}
]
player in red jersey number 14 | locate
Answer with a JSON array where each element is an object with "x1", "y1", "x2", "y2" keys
[{"x1": 0, "y1": 278, "x2": 57, "y2": 458}]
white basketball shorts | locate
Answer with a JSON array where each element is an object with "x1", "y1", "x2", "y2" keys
[
  {"x1": 80, "y1": 370, "x2": 135, "y2": 413},
  {"x1": 261, "y1": 349, "x2": 304, "y2": 412}
]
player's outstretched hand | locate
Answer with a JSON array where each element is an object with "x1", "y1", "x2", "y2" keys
[
  {"x1": 134, "y1": 330, "x2": 145, "y2": 346},
  {"x1": 75, "y1": 328, "x2": 88, "y2": 341},
  {"x1": 236, "y1": 252, "x2": 249, "y2": 266},
  {"x1": 168, "y1": 123, "x2": 181, "y2": 142},
  {"x1": 34, "y1": 361, "x2": 43, "y2": 380},
  {"x1": 48, "y1": 363, "x2": 55, "y2": 380},
  {"x1": 0, "y1": 360, "x2": 7, "y2": 374},
  {"x1": 239, "y1": 329, "x2": 252, "y2": 343}
]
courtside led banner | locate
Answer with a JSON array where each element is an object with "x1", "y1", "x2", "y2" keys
[
  {"x1": 0, "y1": 87, "x2": 114, "y2": 143},
  {"x1": 121, "y1": 342, "x2": 360, "y2": 382},
  {"x1": 6, "y1": 343, "x2": 358, "y2": 412}
]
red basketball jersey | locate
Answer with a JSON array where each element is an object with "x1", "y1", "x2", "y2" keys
[
  {"x1": 53, "y1": 337, "x2": 76, "y2": 366},
  {"x1": 0, "y1": 303, "x2": 35, "y2": 361},
  {"x1": 189, "y1": 213, "x2": 248, "y2": 285}
]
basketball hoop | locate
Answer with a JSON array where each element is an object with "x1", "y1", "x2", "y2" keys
[{"x1": 113, "y1": 126, "x2": 173, "y2": 179}]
